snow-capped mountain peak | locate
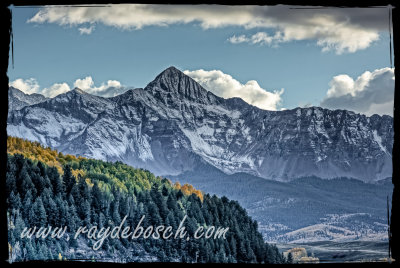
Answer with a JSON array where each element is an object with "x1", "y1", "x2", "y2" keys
[
  {"x1": 144, "y1": 66, "x2": 222, "y2": 106},
  {"x1": 8, "y1": 86, "x2": 48, "y2": 110},
  {"x1": 7, "y1": 67, "x2": 393, "y2": 183}
]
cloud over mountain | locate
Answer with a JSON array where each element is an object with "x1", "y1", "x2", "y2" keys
[
  {"x1": 73, "y1": 77, "x2": 127, "y2": 97},
  {"x1": 9, "y1": 78, "x2": 40, "y2": 95},
  {"x1": 184, "y1": 69, "x2": 283, "y2": 111},
  {"x1": 41, "y1": 83, "x2": 71, "y2": 98},
  {"x1": 9, "y1": 77, "x2": 127, "y2": 98},
  {"x1": 320, "y1": 67, "x2": 394, "y2": 116}
]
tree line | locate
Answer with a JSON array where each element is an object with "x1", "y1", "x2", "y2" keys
[{"x1": 7, "y1": 136, "x2": 286, "y2": 263}]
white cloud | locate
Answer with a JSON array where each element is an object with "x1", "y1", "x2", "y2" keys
[
  {"x1": 27, "y1": 4, "x2": 389, "y2": 54},
  {"x1": 9, "y1": 78, "x2": 71, "y2": 97},
  {"x1": 73, "y1": 76, "x2": 94, "y2": 90},
  {"x1": 9, "y1": 77, "x2": 126, "y2": 98},
  {"x1": 227, "y1": 20, "x2": 380, "y2": 53},
  {"x1": 73, "y1": 76, "x2": 125, "y2": 97},
  {"x1": 41, "y1": 83, "x2": 71, "y2": 98},
  {"x1": 228, "y1": 31, "x2": 284, "y2": 46},
  {"x1": 184, "y1": 69, "x2": 283, "y2": 111},
  {"x1": 227, "y1": 34, "x2": 249, "y2": 44},
  {"x1": 78, "y1": 25, "x2": 95, "y2": 35},
  {"x1": 320, "y1": 68, "x2": 394, "y2": 116},
  {"x1": 9, "y1": 78, "x2": 40, "y2": 95},
  {"x1": 315, "y1": 24, "x2": 379, "y2": 54}
]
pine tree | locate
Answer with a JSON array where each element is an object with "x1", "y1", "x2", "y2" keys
[
  {"x1": 63, "y1": 165, "x2": 75, "y2": 196},
  {"x1": 31, "y1": 197, "x2": 47, "y2": 227},
  {"x1": 287, "y1": 252, "x2": 293, "y2": 264},
  {"x1": 91, "y1": 182, "x2": 103, "y2": 214},
  {"x1": 6, "y1": 161, "x2": 17, "y2": 197},
  {"x1": 167, "y1": 193, "x2": 178, "y2": 212},
  {"x1": 47, "y1": 198, "x2": 59, "y2": 226},
  {"x1": 49, "y1": 166, "x2": 64, "y2": 195},
  {"x1": 25, "y1": 240, "x2": 37, "y2": 260},
  {"x1": 8, "y1": 191, "x2": 22, "y2": 212}
]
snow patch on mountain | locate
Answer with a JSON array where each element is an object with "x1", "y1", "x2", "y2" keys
[{"x1": 373, "y1": 130, "x2": 388, "y2": 154}]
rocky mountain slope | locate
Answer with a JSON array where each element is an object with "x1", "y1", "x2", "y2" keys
[
  {"x1": 8, "y1": 86, "x2": 48, "y2": 111},
  {"x1": 7, "y1": 66, "x2": 393, "y2": 183},
  {"x1": 168, "y1": 167, "x2": 393, "y2": 243}
]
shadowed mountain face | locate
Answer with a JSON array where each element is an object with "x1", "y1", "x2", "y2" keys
[
  {"x1": 167, "y1": 168, "x2": 393, "y2": 243},
  {"x1": 7, "y1": 66, "x2": 393, "y2": 183},
  {"x1": 7, "y1": 67, "x2": 393, "y2": 183}
]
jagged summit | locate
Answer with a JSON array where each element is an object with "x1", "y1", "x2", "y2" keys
[
  {"x1": 8, "y1": 86, "x2": 47, "y2": 110},
  {"x1": 72, "y1": 87, "x2": 87, "y2": 94},
  {"x1": 9, "y1": 86, "x2": 21, "y2": 93},
  {"x1": 149, "y1": 66, "x2": 188, "y2": 85},
  {"x1": 145, "y1": 66, "x2": 222, "y2": 105},
  {"x1": 9, "y1": 87, "x2": 26, "y2": 98},
  {"x1": 9, "y1": 86, "x2": 46, "y2": 98},
  {"x1": 161, "y1": 65, "x2": 181, "y2": 74}
]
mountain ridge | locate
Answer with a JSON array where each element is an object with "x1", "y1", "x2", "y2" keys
[
  {"x1": 8, "y1": 86, "x2": 48, "y2": 111},
  {"x1": 7, "y1": 66, "x2": 393, "y2": 183}
]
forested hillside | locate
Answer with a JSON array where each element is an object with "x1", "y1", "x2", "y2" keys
[{"x1": 6, "y1": 136, "x2": 285, "y2": 263}]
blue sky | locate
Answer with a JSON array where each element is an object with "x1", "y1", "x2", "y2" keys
[{"x1": 7, "y1": 5, "x2": 395, "y2": 116}]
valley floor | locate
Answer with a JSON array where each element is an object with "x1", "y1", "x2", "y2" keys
[{"x1": 276, "y1": 241, "x2": 390, "y2": 262}]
